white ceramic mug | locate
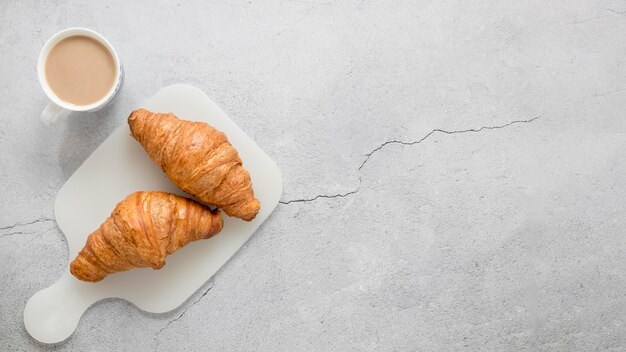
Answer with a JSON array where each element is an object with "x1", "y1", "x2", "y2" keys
[{"x1": 37, "y1": 28, "x2": 123, "y2": 125}]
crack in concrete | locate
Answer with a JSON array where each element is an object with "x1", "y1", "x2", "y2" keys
[
  {"x1": 0, "y1": 231, "x2": 25, "y2": 239},
  {"x1": 358, "y1": 116, "x2": 542, "y2": 171},
  {"x1": 0, "y1": 217, "x2": 54, "y2": 232},
  {"x1": 279, "y1": 116, "x2": 541, "y2": 205},
  {"x1": 1, "y1": 224, "x2": 59, "y2": 241},
  {"x1": 279, "y1": 189, "x2": 359, "y2": 204},
  {"x1": 153, "y1": 280, "x2": 215, "y2": 352},
  {"x1": 605, "y1": 8, "x2": 626, "y2": 16}
]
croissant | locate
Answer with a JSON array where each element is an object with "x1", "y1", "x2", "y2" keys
[
  {"x1": 128, "y1": 109, "x2": 260, "y2": 221},
  {"x1": 70, "y1": 191, "x2": 223, "y2": 282}
]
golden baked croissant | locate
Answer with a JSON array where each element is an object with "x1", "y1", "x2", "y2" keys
[
  {"x1": 70, "y1": 191, "x2": 223, "y2": 282},
  {"x1": 128, "y1": 109, "x2": 260, "y2": 221}
]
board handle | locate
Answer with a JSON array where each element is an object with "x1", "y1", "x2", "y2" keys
[{"x1": 24, "y1": 272, "x2": 105, "y2": 344}]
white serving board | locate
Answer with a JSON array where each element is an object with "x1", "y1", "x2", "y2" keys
[{"x1": 24, "y1": 84, "x2": 282, "y2": 344}]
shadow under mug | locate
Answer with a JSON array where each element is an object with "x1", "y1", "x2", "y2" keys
[{"x1": 37, "y1": 27, "x2": 123, "y2": 125}]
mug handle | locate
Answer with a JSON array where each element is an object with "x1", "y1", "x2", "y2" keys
[{"x1": 41, "y1": 102, "x2": 71, "y2": 125}]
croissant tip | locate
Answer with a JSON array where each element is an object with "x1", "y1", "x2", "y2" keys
[
  {"x1": 239, "y1": 210, "x2": 259, "y2": 222},
  {"x1": 246, "y1": 200, "x2": 261, "y2": 221},
  {"x1": 205, "y1": 209, "x2": 224, "y2": 238},
  {"x1": 70, "y1": 260, "x2": 104, "y2": 283},
  {"x1": 128, "y1": 107, "x2": 152, "y2": 119},
  {"x1": 222, "y1": 198, "x2": 261, "y2": 221}
]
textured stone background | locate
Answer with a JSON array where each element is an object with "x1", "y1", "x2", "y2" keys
[{"x1": 1, "y1": 0, "x2": 625, "y2": 351}]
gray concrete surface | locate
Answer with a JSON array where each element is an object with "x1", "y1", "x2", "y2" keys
[{"x1": 1, "y1": 0, "x2": 625, "y2": 351}]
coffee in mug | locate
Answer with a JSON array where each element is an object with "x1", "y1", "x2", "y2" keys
[
  {"x1": 45, "y1": 35, "x2": 116, "y2": 106},
  {"x1": 37, "y1": 28, "x2": 123, "y2": 125}
]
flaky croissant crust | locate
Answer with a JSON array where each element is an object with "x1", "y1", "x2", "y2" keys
[
  {"x1": 128, "y1": 109, "x2": 260, "y2": 221},
  {"x1": 70, "y1": 191, "x2": 223, "y2": 282}
]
